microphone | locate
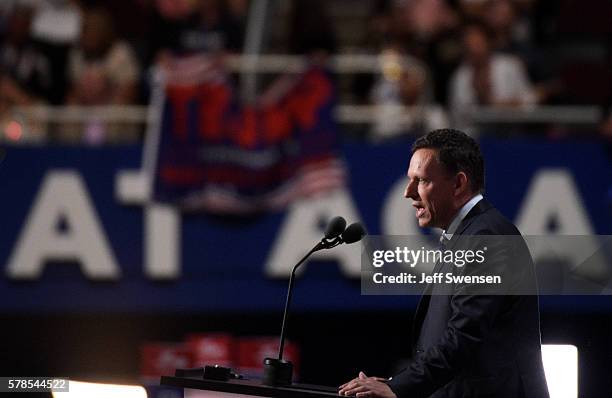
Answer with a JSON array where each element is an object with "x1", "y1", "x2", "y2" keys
[
  {"x1": 263, "y1": 217, "x2": 366, "y2": 386},
  {"x1": 324, "y1": 216, "x2": 346, "y2": 239},
  {"x1": 342, "y1": 222, "x2": 366, "y2": 244}
]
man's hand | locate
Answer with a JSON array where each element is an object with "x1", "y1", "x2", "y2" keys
[{"x1": 338, "y1": 371, "x2": 397, "y2": 398}]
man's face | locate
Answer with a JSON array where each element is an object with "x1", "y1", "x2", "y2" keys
[
  {"x1": 404, "y1": 148, "x2": 457, "y2": 229},
  {"x1": 463, "y1": 26, "x2": 490, "y2": 63}
]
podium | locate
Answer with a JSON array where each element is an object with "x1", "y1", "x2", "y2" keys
[{"x1": 160, "y1": 375, "x2": 349, "y2": 398}]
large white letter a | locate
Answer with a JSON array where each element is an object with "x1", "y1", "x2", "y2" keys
[{"x1": 6, "y1": 171, "x2": 120, "y2": 280}]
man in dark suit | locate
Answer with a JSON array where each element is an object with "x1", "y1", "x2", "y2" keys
[{"x1": 339, "y1": 129, "x2": 549, "y2": 398}]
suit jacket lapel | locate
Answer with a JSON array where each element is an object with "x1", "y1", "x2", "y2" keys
[
  {"x1": 450, "y1": 199, "x2": 492, "y2": 240},
  {"x1": 412, "y1": 288, "x2": 431, "y2": 348},
  {"x1": 411, "y1": 238, "x2": 445, "y2": 347},
  {"x1": 411, "y1": 198, "x2": 492, "y2": 347}
]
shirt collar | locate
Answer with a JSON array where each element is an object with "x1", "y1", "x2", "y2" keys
[{"x1": 441, "y1": 194, "x2": 483, "y2": 242}]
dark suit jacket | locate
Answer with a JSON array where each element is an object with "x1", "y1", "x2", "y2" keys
[{"x1": 387, "y1": 199, "x2": 550, "y2": 398}]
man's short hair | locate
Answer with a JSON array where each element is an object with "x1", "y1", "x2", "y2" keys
[{"x1": 412, "y1": 129, "x2": 485, "y2": 193}]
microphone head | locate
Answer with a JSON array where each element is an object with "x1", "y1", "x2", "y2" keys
[
  {"x1": 342, "y1": 222, "x2": 366, "y2": 244},
  {"x1": 324, "y1": 216, "x2": 347, "y2": 239}
]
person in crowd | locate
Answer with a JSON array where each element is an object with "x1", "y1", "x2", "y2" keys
[
  {"x1": 65, "y1": 6, "x2": 140, "y2": 143},
  {"x1": 369, "y1": 46, "x2": 448, "y2": 139},
  {"x1": 448, "y1": 21, "x2": 536, "y2": 133},
  {"x1": 387, "y1": 0, "x2": 462, "y2": 105},
  {"x1": 0, "y1": 4, "x2": 65, "y2": 140},
  {"x1": 484, "y1": 0, "x2": 559, "y2": 104},
  {"x1": 66, "y1": 6, "x2": 139, "y2": 106},
  {"x1": 485, "y1": 0, "x2": 530, "y2": 53},
  {"x1": 0, "y1": 5, "x2": 55, "y2": 111}
]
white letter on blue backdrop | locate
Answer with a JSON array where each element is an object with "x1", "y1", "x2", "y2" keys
[
  {"x1": 6, "y1": 171, "x2": 120, "y2": 280},
  {"x1": 265, "y1": 190, "x2": 363, "y2": 278},
  {"x1": 515, "y1": 169, "x2": 607, "y2": 280},
  {"x1": 516, "y1": 169, "x2": 593, "y2": 234}
]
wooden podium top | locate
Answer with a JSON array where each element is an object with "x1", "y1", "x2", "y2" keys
[{"x1": 160, "y1": 376, "x2": 350, "y2": 398}]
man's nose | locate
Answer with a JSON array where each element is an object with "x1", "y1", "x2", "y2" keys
[{"x1": 404, "y1": 181, "x2": 417, "y2": 199}]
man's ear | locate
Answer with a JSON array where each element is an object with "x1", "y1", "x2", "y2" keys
[{"x1": 455, "y1": 171, "x2": 470, "y2": 195}]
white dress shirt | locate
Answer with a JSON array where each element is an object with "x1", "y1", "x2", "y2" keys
[{"x1": 440, "y1": 194, "x2": 484, "y2": 242}]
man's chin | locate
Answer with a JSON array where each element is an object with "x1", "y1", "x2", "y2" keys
[{"x1": 417, "y1": 218, "x2": 431, "y2": 228}]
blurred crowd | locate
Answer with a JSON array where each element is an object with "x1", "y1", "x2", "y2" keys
[
  {"x1": 352, "y1": 0, "x2": 611, "y2": 137},
  {"x1": 0, "y1": 0, "x2": 247, "y2": 108},
  {"x1": 0, "y1": 0, "x2": 610, "y2": 141}
]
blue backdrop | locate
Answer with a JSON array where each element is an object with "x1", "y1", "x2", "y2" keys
[{"x1": 0, "y1": 138, "x2": 610, "y2": 313}]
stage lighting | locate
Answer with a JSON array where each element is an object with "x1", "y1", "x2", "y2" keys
[
  {"x1": 52, "y1": 380, "x2": 147, "y2": 398},
  {"x1": 542, "y1": 344, "x2": 578, "y2": 398}
]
